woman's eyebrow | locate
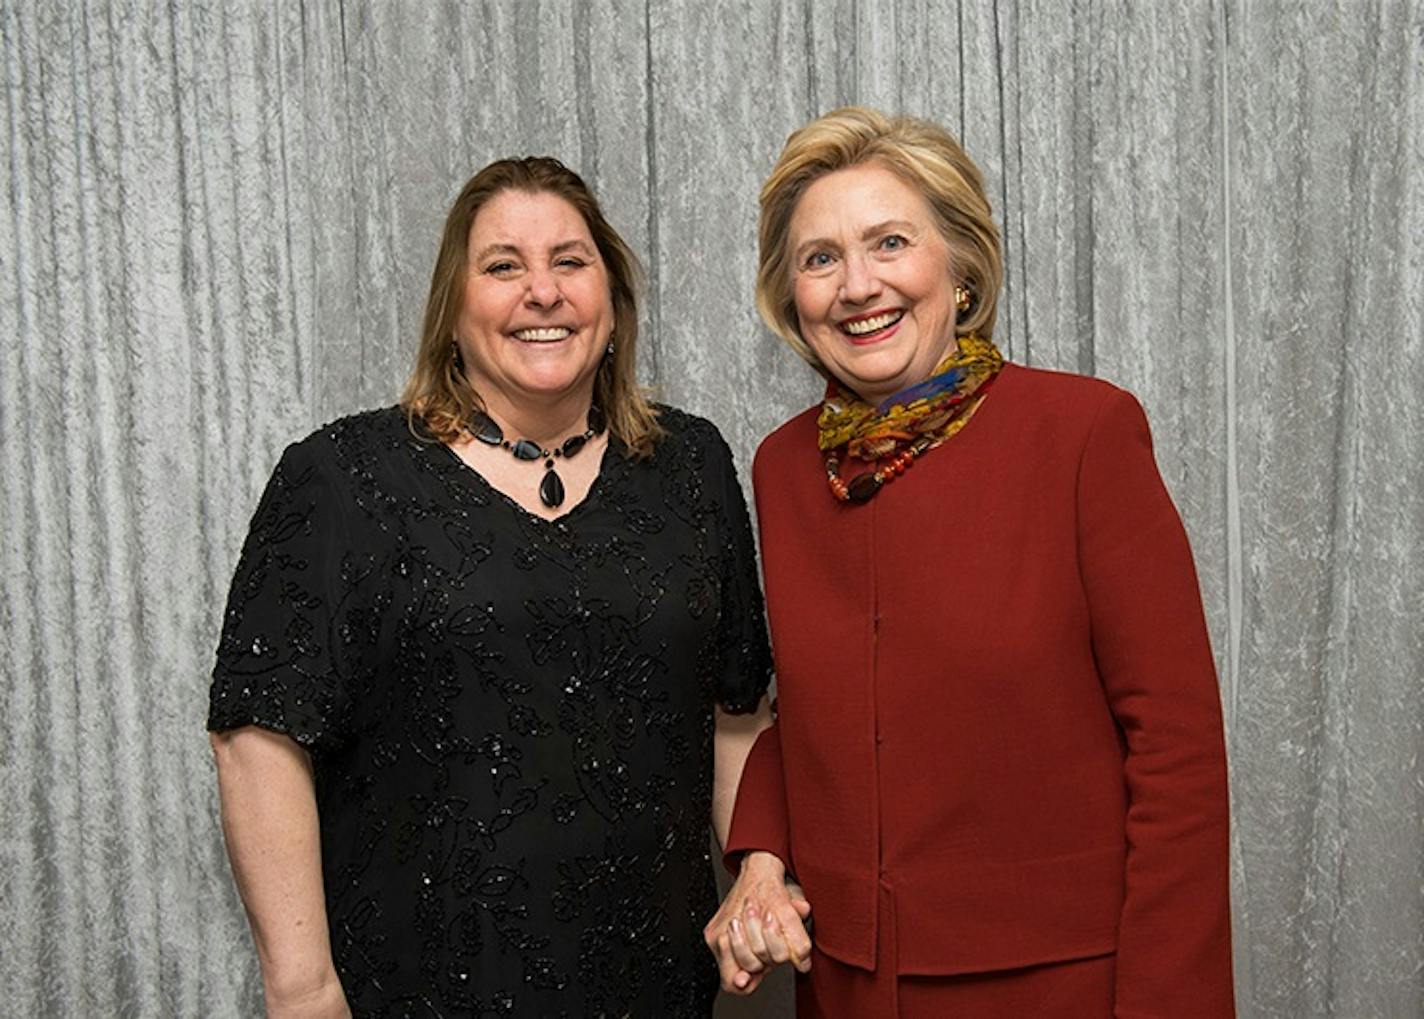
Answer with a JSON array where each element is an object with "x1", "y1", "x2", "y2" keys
[
  {"x1": 473, "y1": 242, "x2": 521, "y2": 262},
  {"x1": 792, "y1": 236, "x2": 837, "y2": 262},
  {"x1": 474, "y1": 239, "x2": 595, "y2": 262},
  {"x1": 549, "y1": 239, "x2": 596, "y2": 257},
  {"x1": 859, "y1": 218, "x2": 917, "y2": 240}
]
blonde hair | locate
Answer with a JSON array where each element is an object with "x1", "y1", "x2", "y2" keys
[
  {"x1": 402, "y1": 157, "x2": 662, "y2": 456},
  {"x1": 755, "y1": 107, "x2": 1003, "y2": 371}
]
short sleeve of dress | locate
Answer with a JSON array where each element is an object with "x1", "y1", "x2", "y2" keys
[
  {"x1": 207, "y1": 437, "x2": 354, "y2": 754},
  {"x1": 706, "y1": 429, "x2": 773, "y2": 714}
]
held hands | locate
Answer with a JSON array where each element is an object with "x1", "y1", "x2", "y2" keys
[{"x1": 704, "y1": 850, "x2": 813, "y2": 995}]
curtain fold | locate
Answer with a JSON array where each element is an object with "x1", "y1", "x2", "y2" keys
[
  {"x1": 1227, "y1": 2, "x2": 1424, "y2": 1016},
  {"x1": 2, "y1": 2, "x2": 1419, "y2": 1016}
]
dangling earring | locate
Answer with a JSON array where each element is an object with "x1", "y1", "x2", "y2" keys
[
  {"x1": 955, "y1": 286, "x2": 972, "y2": 313},
  {"x1": 606, "y1": 338, "x2": 615, "y2": 357}
]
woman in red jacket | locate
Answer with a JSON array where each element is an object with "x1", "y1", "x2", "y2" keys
[{"x1": 705, "y1": 107, "x2": 1235, "y2": 1017}]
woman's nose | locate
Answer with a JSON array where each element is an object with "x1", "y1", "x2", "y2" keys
[
  {"x1": 839, "y1": 254, "x2": 881, "y2": 304},
  {"x1": 525, "y1": 268, "x2": 563, "y2": 308}
]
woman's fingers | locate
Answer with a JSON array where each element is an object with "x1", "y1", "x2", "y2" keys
[
  {"x1": 728, "y1": 916, "x2": 766, "y2": 974},
  {"x1": 742, "y1": 889, "x2": 813, "y2": 972},
  {"x1": 705, "y1": 863, "x2": 815, "y2": 991},
  {"x1": 775, "y1": 884, "x2": 814, "y2": 972},
  {"x1": 788, "y1": 881, "x2": 813, "y2": 919},
  {"x1": 756, "y1": 910, "x2": 793, "y2": 965},
  {"x1": 741, "y1": 906, "x2": 774, "y2": 963},
  {"x1": 726, "y1": 967, "x2": 766, "y2": 997},
  {"x1": 713, "y1": 930, "x2": 751, "y2": 993},
  {"x1": 778, "y1": 907, "x2": 813, "y2": 972}
]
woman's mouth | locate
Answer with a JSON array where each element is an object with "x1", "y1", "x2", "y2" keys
[
  {"x1": 511, "y1": 327, "x2": 573, "y2": 343},
  {"x1": 839, "y1": 310, "x2": 904, "y2": 343}
]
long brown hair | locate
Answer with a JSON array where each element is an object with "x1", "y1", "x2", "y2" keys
[{"x1": 402, "y1": 157, "x2": 662, "y2": 456}]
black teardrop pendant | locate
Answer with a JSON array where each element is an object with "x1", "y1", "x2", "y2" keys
[
  {"x1": 539, "y1": 466, "x2": 566, "y2": 508},
  {"x1": 462, "y1": 406, "x2": 600, "y2": 511}
]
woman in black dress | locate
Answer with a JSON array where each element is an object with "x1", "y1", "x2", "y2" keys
[{"x1": 208, "y1": 157, "x2": 773, "y2": 1018}]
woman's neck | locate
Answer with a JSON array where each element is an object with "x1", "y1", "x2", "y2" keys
[{"x1": 475, "y1": 385, "x2": 596, "y2": 447}]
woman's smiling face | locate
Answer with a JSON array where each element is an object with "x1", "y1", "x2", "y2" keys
[
  {"x1": 788, "y1": 163, "x2": 961, "y2": 406},
  {"x1": 455, "y1": 188, "x2": 614, "y2": 409}
]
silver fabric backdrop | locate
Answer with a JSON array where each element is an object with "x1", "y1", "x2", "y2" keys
[{"x1": 2, "y1": 1, "x2": 1420, "y2": 1016}]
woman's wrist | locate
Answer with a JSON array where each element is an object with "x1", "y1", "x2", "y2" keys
[
  {"x1": 262, "y1": 965, "x2": 348, "y2": 1018},
  {"x1": 740, "y1": 850, "x2": 787, "y2": 880}
]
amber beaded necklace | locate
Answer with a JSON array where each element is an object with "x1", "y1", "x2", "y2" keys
[{"x1": 825, "y1": 434, "x2": 934, "y2": 502}]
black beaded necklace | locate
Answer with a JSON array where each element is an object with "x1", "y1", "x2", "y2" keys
[{"x1": 467, "y1": 406, "x2": 606, "y2": 509}]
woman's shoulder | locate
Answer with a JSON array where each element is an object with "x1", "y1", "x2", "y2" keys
[
  {"x1": 649, "y1": 403, "x2": 730, "y2": 456},
  {"x1": 999, "y1": 362, "x2": 1131, "y2": 410},
  {"x1": 754, "y1": 405, "x2": 821, "y2": 469},
  {"x1": 644, "y1": 405, "x2": 756, "y2": 505},
  {"x1": 995, "y1": 363, "x2": 1149, "y2": 440},
  {"x1": 292, "y1": 404, "x2": 406, "y2": 448},
  {"x1": 277, "y1": 405, "x2": 410, "y2": 478},
  {"x1": 991, "y1": 362, "x2": 1156, "y2": 452}
]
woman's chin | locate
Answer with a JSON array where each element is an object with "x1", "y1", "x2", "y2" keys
[
  {"x1": 825, "y1": 352, "x2": 916, "y2": 402},
  {"x1": 507, "y1": 368, "x2": 599, "y2": 403},
  {"x1": 491, "y1": 349, "x2": 600, "y2": 400}
]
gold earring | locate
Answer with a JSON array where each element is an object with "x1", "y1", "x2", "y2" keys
[{"x1": 955, "y1": 286, "x2": 972, "y2": 313}]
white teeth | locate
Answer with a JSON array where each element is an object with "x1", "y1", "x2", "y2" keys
[
  {"x1": 512, "y1": 327, "x2": 572, "y2": 342},
  {"x1": 841, "y1": 311, "x2": 903, "y2": 335}
]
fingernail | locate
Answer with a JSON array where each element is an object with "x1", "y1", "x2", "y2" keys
[
  {"x1": 730, "y1": 918, "x2": 742, "y2": 936},
  {"x1": 735, "y1": 972, "x2": 749, "y2": 988}
]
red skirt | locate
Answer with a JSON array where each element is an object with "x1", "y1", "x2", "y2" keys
[{"x1": 795, "y1": 881, "x2": 1116, "y2": 1018}]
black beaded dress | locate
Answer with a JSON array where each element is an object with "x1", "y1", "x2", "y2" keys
[{"x1": 208, "y1": 405, "x2": 771, "y2": 1018}]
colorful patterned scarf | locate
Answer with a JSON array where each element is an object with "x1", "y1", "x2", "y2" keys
[{"x1": 817, "y1": 334, "x2": 1004, "y2": 460}]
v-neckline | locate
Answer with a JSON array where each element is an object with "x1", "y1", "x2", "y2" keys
[{"x1": 435, "y1": 438, "x2": 621, "y2": 527}]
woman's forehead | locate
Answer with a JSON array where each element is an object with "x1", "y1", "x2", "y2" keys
[
  {"x1": 468, "y1": 190, "x2": 594, "y2": 252},
  {"x1": 790, "y1": 165, "x2": 937, "y2": 241}
]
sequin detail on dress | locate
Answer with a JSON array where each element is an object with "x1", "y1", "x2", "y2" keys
[{"x1": 208, "y1": 406, "x2": 770, "y2": 1018}]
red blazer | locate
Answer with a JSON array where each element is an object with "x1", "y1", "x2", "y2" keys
[{"x1": 726, "y1": 364, "x2": 1234, "y2": 1016}]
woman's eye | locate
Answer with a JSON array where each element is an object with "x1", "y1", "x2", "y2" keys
[
  {"x1": 555, "y1": 257, "x2": 586, "y2": 270},
  {"x1": 880, "y1": 234, "x2": 907, "y2": 251},
  {"x1": 804, "y1": 251, "x2": 834, "y2": 270},
  {"x1": 485, "y1": 261, "x2": 518, "y2": 275}
]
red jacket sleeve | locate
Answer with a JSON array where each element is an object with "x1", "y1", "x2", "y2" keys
[
  {"x1": 1077, "y1": 389, "x2": 1235, "y2": 1017},
  {"x1": 722, "y1": 719, "x2": 792, "y2": 875}
]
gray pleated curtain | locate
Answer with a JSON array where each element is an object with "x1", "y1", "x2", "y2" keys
[{"x1": 2, "y1": 2, "x2": 1420, "y2": 1017}]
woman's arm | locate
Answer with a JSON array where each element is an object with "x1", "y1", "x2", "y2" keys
[
  {"x1": 706, "y1": 698, "x2": 812, "y2": 994},
  {"x1": 712, "y1": 699, "x2": 774, "y2": 847},
  {"x1": 210, "y1": 726, "x2": 350, "y2": 1019},
  {"x1": 1077, "y1": 389, "x2": 1235, "y2": 1017}
]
